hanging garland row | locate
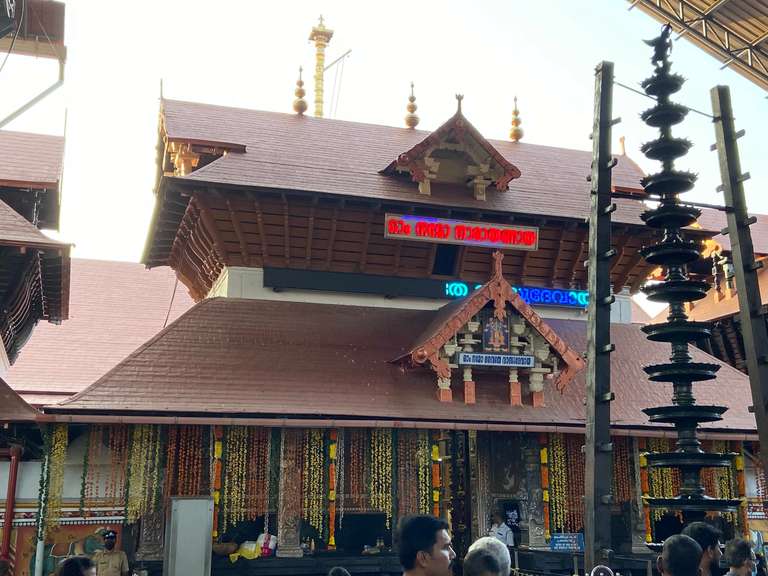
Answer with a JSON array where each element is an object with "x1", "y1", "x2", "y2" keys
[
  {"x1": 612, "y1": 436, "x2": 634, "y2": 504},
  {"x1": 548, "y1": 433, "x2": 568, "y2": 533},
  {"x1": 646, "y1": 438, "x2": 682, "y2": 523},
  {"x1": 337, "y1": 428, "x2": 346, "y2": 527},
  {"x1": 40, "y1": 424, "x2": 68, "y2": 534},
  {"x1": 106, "y1": 425, "x2": 129, "y2": 508},
  {"x1": 397, "y1": 430, "x2": 421, "y2": 517},
  {"x1": 539, "y1": 434, "x2": 551, "y2": 541},
  {"x1": 417, "y1": 431, "x2": 432, "y2": 515},
  {"x1": 328, "y1": 430, "x2": 339, "y2": 549},
  {"x1": 347, "y1": 429, "x2": 368, "y2": 511},
  {"x1": 302, "y1": 429, "x2": 326, "y2": 536},
  {"x1": 370, "y1": 428, "x2": 393, "y2": 527},
  {"x1": 212, "y1": 426, "x2": 223, "y2": 540},
  {"x1": 638, "y1": 438, "x2": 653, "y2": 543},
  {"x1": 431, "y1": 433, "x2": 441, "y2": 518},
  {"x1": 221, "y1": 426, "x2": 248, "y2": 533},
  {"x1": 126, "y1": 424, "x2": 164, "y2": 523}
]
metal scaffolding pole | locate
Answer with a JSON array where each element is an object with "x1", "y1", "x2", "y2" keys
[
  {"x1": 711, "y1": 85, "x2": 768, "y2": 482},
  {"x1": 584, "y1": 60, "x2": 617, "y2": 570}
]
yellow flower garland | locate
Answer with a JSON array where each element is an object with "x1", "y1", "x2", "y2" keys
[
  {"x1": 126, "y1": 425, "x2": 163, "y2": 523},
  {"x1": 44, "y1": 424, "x2": 68, "y2": 532},
  {"x1": 302, "y1": 429, "x2": 326, "y2": 536},
  {"x1": 370, "y1": 429, "x2": 393, "y2": 527},
  {"x1": 417, "y1": 431, "x2": 432, "y2": 515}
]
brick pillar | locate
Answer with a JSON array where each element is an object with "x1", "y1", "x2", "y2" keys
[{"x1": 509, "y1": 368, "x2": 522, "y2": 406}]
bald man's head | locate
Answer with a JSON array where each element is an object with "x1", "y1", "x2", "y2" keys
[{"x1": 657, "y1": 534, "x2": 703, "y2": 576}]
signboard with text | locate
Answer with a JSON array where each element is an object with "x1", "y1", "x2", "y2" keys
[
  {"x1": 385, "y1": 213, "x2": 539, "y2": 251},
  {"x1": 550, "y1": 533, "x2": 584, "y2": 551},
  {"x1": 457, "y1": 353, "x2": 534, "y2": 368}
]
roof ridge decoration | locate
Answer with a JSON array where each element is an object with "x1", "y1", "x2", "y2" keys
[
  {"x1": 396, "y1": 250, "x2": 586, "y2": 405},
  {"x1": 382, "y1": 96, "x2": 522, "y2": 200}
]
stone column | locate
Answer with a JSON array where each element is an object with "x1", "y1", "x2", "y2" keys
[{"x1": 277, "y1": 428, "x2": 303, "y2": 558}]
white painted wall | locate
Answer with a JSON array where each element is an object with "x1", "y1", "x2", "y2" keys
[{"x1": 208, "y1": 267, "x2": 635, "y2": 324}]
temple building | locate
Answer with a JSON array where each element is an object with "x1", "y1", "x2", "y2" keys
[{"x1": 1, "y1": 70, "x2": 766, "y2": 575}]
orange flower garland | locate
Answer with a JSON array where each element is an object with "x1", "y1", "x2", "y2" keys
[
  {"x1": 106, "y1": 425, "x2": 128, "y2": 508},
  {"x1": 348, "y1": 429, "x2": 367, "y2": 511},
  {"x1": 638, "y1": 438, "x2": 652, "y2": 543},
  {"x1": 565, "y1": 434, "x2": 585, "y2": 532},
  {"x1": 431, "y1": 433, "x2": 440, "y2": 517},
  {"x1": 397, "y1": 430, "x2": 420, "y2": 517},
  {"x1": 246, "y1": 427, "x2": 270, "y2": 520},
  {"x1": 612, "y1": 436, "x2": 634, "y2": 504}
]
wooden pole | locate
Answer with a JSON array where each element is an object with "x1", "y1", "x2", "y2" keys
[
  {"x1": 711, "y1": 85, "x2": 768, "y2": 485},
  {"x1": 584, "y1": 60, "x2": 616, "y2": 570}
]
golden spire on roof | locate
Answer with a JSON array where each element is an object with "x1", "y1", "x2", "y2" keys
[
  {"x1": 455, "y1": 93, "x2": 464, "y2": 114},
  {"x1": 293, "y1": 67, "x2": 308, "y2": 116},
  {"x1": 309, "y1": 15, "x2": 334, "y2": 118},
  {"x1": 510, "y1": 96, "x2": 524, "y2": 142},
  {"x1": 405, "y1": 82, "x2": 419, "y2": 129}
]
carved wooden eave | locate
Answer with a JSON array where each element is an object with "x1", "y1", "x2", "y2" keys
[
  {"x1": 381, "y1": 109, "x2": 521, "y2": 200},
  {"x1": 393, "y1": 251, "x2": 586, "y2": 402}
]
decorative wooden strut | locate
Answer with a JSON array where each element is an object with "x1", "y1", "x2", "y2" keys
[{"x1": 397, "y1": 251, "x2": 585, "y2": 395}]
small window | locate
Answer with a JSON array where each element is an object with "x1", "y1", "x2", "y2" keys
[{"x1": 432, "y1": 244, "x2": 458, "y2": 276}]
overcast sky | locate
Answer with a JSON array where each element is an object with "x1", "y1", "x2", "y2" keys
[{"x1": 2, "y1": 0, "x2": 766, "y2": 264}]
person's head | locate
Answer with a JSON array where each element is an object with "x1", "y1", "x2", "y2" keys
[
  {"x1": 102, "y1": 530, "x2": 117, "y2": 551},
  {"x1": 465, "y1": 537, "x2": 511, "y2": 576},
  {"x1": 397, "y1": 515, "x2": 455, "y2": 576},
  {"x1": 56, "y1": 556, "x2": 96, "y2": 576},
  {"x1": 491, "y1": 510, "x2": 504, "y2": 525},
  {"x1": 682, "y1": 522, "x2": 723, "y2": 575},
  {"x1": 657, "y1": 534, "x2": 703, "y2": 576},
  {"x1": 328, "y1": 568, "x2": 351, "y2": 576},
  {"x1": 725, "y1": 538, "x2": 756, "y2": 576}
]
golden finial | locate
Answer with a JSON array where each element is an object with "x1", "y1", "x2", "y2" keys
[
  {"x1": 510, "y1": 96, "x2": 524, "y2": 142},
  {"x1": 619, "y1": 135, "x2": 626, "y2": 155},
  {"x1": 455, "y1": 94, "x2": 464, "y2": 114},
  {"x1": 309, "y1": 15, "x2": 334, "y2": 118},
  {"x1": 405, "y1": 82, "x2": 419, "y2": 129},
  {"x1": 293, "y1": 67, "x2": 308, "y2": 115}
]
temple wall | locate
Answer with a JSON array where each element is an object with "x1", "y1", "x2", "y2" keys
[{"x1": 208, "y1": 266, "x2": 635, "y2": 323}]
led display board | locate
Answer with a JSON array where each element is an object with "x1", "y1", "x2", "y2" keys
[
  {"x1": 384, "y1": 213, "x2": 539, "y2": 251},
  {"x1": 264, "y1": 269, "x2": 589, "y2": 309}
]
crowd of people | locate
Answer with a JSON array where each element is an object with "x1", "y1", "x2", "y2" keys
[{"x1": 46, "y1": 513, "x2": 766, "y2": 576}]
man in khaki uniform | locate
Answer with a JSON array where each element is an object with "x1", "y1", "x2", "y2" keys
[{"x1": 92, "y1": 530, "x2": 129, "y2": 576}]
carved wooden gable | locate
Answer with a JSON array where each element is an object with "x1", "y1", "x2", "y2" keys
[
  {"x1": 382, "y1": 98, "x2": 521, "y2": 200},
  {"x1": 394, "y1": 252, "x2": 585, "y2": 406}
]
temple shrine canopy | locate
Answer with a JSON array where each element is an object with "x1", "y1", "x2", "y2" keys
[{"x1": 144, "y1": 97, "x2": 721, "y2": 301}]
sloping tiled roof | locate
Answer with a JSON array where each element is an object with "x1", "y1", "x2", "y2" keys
[
  {"x1": 631, "y1": 299, "x2": 652, "y2": 324},
  {"x1": 0, "y1": 198, "x2": 65, "y2": 249},
  {"x1": 6, "y1": 259, "x2": 195, "y2": 404},
  {"x1": 160, "y1": 99, "x2": 653, "y2": 226},
  {"x1": 698, "y1": 208, "x2": 768, "y2": 256},
  {"x1": 52, "y1": 297, "x2": 755, "y2": 433},
  {"x1": 0, "y1": 130, "x2": 64, "y2": 189},
  {"x1": 0, "y1": 376, "x2": 38, "y2": 422}
]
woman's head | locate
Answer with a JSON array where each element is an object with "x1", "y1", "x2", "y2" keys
[{"x1": 56, "y1": 556, "x2": 96, "y2": 576}]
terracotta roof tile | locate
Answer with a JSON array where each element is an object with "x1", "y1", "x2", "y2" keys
[
  {"x1": 6, "y1": 259, "x2": 195, "y2": 403},
  {"x1": 161, "y1": 99, "x2": 654, "y2": 227},
  {"x1": 53, "y1": 298, "x2": 755, "y2": 433},
  {"x1": 0, "y1": 376, "x2": 38, "y2": 422},
  {"x1": 0, "y1": 130, "x2": 64, "y2": 188},
  {"x1": 0, "y1": 198, "x2": 65, "y2": 249}
]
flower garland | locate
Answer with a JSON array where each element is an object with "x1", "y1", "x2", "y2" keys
[
  {"x1": 328, "y1": 430, "x2": 339, "y2": 549},
  {"x1": 177, "y1": 426, "x2": 204, "y2": 496},
  {"x1": 417, "y1": 431, "x2": 432, "y2": 515},
  {"x1": 565, "y1": 434, "x2": 585, "y2": 532},
  {"x1": 647, "y1": 438, "x2": 681, "y2": 523},
  {"x1": 397, "y1": 430, "x2": 420, "y2": 517},
  {"x1": 548, "y1": 433, "x2": 567, "y2": 533},
  {"x1": 263, "y1": 428, "x2": 273, "y2": 534},
  {"x1": 733, "y1": 441, "x2": 748, "y2": 536},
  {"x1": 211, "y1": 426, "x2": 223, "y2": 540},
  {"x1": 431, "y1": 433, "x2": 441, "y2": 518},
  {"x1": 45, "y1": 424, "x2": 68, "y2": 532},
  {"x1": 302, "y1": 429, "x2": 326, "y2": 536},
  {"x1": 79, "y1": 425, "x2": 93, "y2": 517},
  {"x1": 245, "y1": 427, "x2": 270, "y2": 521},
  {"x1": 612, "y1": 436, "x2": 634, "y2": 504},
  {"x1": 337, "y1": 428, "x2": 346, "y2": 527},
  {"x1": 347, "y1": 429, "x2": 368, "y2": 511},
  {"x1": 36, "y1": 426, "x2": 52, "y2": 541},
  {"x1": 370, "y1": 428, "x2": 393, "y2": 527},
  {"x1": 106, "y1": 425, "x2": 129, "y2": 508},
  {"x1": 539, "y1": 433, "x2": 551, "y2": 542},
  {"x1": 638, "y1": 438, "x2": 652, "y2": 543},
  {"x1": 221, "y1": 426, "x2": 248, "y2": 533},
  {"x1": 126, "y1": 425, "x2": 163, "y2": 523}
]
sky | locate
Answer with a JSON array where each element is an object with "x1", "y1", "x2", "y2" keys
[{"x1": 2, "y1": 0, "x2": 767, "y2": 266}]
